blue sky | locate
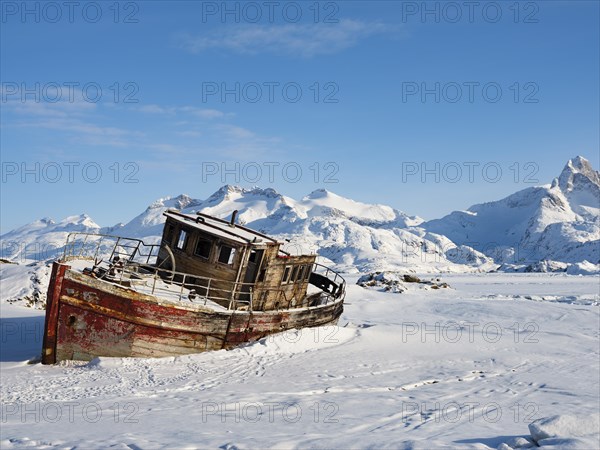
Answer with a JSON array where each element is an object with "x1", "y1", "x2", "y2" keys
[{"x1": 1, "y1": 1, "x2": 598, "y2": 233}]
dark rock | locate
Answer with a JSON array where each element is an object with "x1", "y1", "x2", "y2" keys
[{"x1": 403, "y1": 274, "x2": 421, "y2": 283}]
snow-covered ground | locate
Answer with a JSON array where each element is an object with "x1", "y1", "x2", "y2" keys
[{"x1": 1, "y1": 273, "x2": 598, "y2": 449}]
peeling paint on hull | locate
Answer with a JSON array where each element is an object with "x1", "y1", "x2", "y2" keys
[{"x1": 42, "y1": 262, "x2": 344, "y2": 364}]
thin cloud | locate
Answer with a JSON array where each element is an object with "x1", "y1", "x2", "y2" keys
[
  {"x1": 137, "y1": 104, "x2": 167, "y2": 114},
  {"x1": 4, "y1": 99, "x2": 97, "y2": 118},
  {"x1": 176, "y1": 130, "x2": 202, "y2": 138},
  {"x1": 218, "y1": 124, "x2": 256, "y2": 140},
  {"x1": 3, "y1": 96, "x2": 279, "y2": 157},
  {"x1": 177, "y1": 20, "x2": 394, "y2": 58},
  {"x1": 181, "y1": 106, "x2": 226, "y2": 119},
  {"x1": 137, "y1": 104, "x2": 227, "y2": 119},
  {"x1": 13, "y1": 117, "x2": 144, "y2": 148}
]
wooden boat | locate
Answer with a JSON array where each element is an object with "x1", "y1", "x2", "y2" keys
[{"x1": 41, "y1": 210, "x2": 345, "y2": 364}]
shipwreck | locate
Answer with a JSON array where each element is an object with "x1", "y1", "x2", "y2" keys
[{"x1": 41, "y1": 210, "x2": 345, "y2": 364}]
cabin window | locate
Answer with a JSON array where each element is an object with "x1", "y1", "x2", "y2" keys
[
  {"x1": 249, "y1": 249, "x2": 258, "y2": 263},
  {"x1": 176, "y1": 229, "x2": 188, "y2": 250},
  {"x1": 305, "y1": 266, "x2": 312, "y2": 280},
  {"x1": 218, "y1": 245, "x2": 236, "y2": 265},
  {"x1": 194, "y1": 238, "x2": 212, "y2": 259},
  {"x1": 164, "y1": 224, "x2": 174, "y2": 245},
  {"x1": 282, "y1": 266, "x2": 291, "y2": 284},
  {"x1": 297, "y1": 265, "x2": 305, "y2": 281},
  {"x1": 258, "y1": 268, "x2": 266, "y2": 282},
  {"x1": 290, "y1": 266, "x2": 299, "y2": 283}
]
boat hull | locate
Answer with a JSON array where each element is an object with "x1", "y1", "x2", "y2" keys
[{"x1": 42, "y1": 262, "x2": 344, "y2": 363}]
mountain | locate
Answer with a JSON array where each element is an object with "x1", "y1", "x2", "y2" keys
[
  {"x1": 1, "y1": 157, "x2": 598, "y2": 277},
  {"x1": 0, "y1": 214, "x2": 101, "y2": 262},
  {"x1": 423, "y1": 156, "x2": 599, "y2": 272},
  {"x1": 108, "y1": 185, "x2": 487, "y2": 273},
  {"x1": 0, "y1": 185, "x2": 494, "y2": 274}
]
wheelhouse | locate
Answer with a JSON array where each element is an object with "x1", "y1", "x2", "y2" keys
[{"x1": 157, "y1": 210, "x2": 319, "y2": 311}]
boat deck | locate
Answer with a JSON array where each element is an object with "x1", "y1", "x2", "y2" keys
[
  {"x1": 67, "y1": 259, "x2": 229, "y2": 311},
  {"x1": 66, "y1": 258, "x2": 334, "y2": 313}
]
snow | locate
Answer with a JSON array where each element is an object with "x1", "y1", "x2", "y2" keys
[
  {"x1": 1, "y1": 273, "x2": 598, "y2": 449},
  {"x1": 300, "y1": 188, "x2": 422, "y2": 226},
  {"x1": 0, "y1": 156, "x2": 598, "y2": 447},
  {"x1": 527, "y1": 414, "x2": 600, "y2": 448},
  {"x1": 0, "y1": 262, "x2": 50, "y2": 308}
]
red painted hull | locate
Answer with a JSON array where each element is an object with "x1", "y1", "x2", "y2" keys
[{"x1": 42, "y1": 262, "x2": 344, "y2": 363}]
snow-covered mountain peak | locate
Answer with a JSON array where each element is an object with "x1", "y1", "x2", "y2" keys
[
  {"x1": 0, "y1": 213, "x2": 101, "y2": 261},
  {"x1": 173, "y1": 194, "x2": 197, "y2": 210},
  {"x1": 300, "y1": 189, "x2": 399, "y2": 222},
  {"x1": 253, "y1": 187, "x2": 283, "y2": 198},
  {"x1": 304, "y1": 188, "x2": 332, "y2": 199},
  {"x1": 568, "y1": 155, "x2": 596, "y2": 176},
  {"x1": 558, "y1": 156, "x2": 600, "y2": 193},
  {"x1": 205, "y1": 184, "x2": 247, "y2": 203},
  {"x1": 148, "y1": 194, "x2": 199, "y2": 211},
  {"x1": 555, "y1": 156, "x2": 600, "y2": 219},
  {"x1": 210, "y1": 185, "x2": 284, "y2": 200},
  {"x1": 57, "y1": 213, "x2": 100, "y2": 229}
]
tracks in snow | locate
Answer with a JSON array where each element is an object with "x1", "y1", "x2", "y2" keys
[{"x1": 1, "y1": 328, "x2": 357, "y2": 404}]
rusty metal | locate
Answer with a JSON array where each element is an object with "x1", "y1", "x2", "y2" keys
[{"x1": 41, "y1": 262, "x2": 68, "y2": 364}]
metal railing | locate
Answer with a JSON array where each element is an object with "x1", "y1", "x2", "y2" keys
[
  {"x1": 103, "y1": 260, "x2": 338, "y2": 311},
  {"x1": 310, "y1": 262, "x2": 346, "y2": 301},
  {"x1": 63, "y1": 232, "x2": 160, "y2": 265}
]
